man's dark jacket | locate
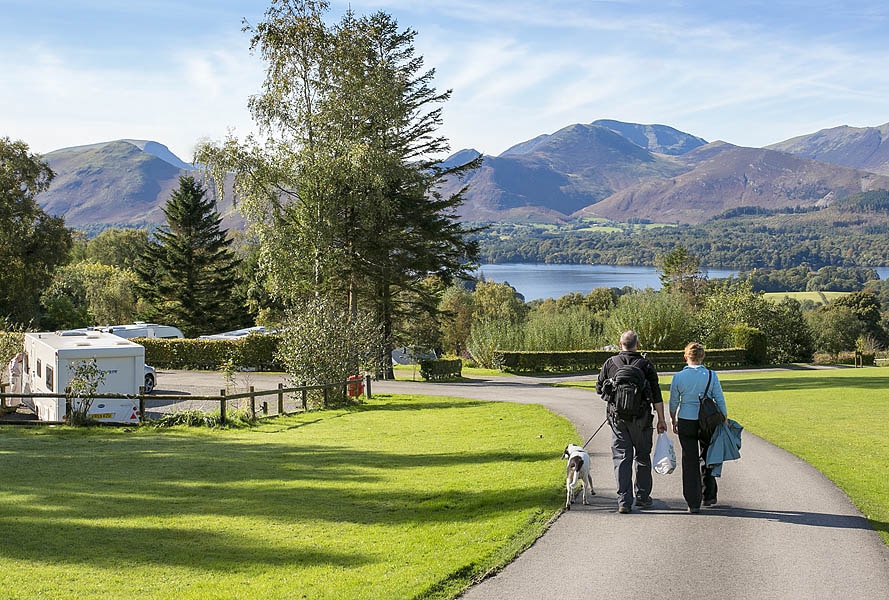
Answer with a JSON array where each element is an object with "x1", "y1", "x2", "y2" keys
[{"x1": 596, "y1": 351, "x2": 663, "y2": 416}]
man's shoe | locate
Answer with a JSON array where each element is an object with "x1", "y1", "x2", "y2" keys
[
  {"x1": 618, "y1": 505, "x2": 632, "y2": 514},
  {"x1": 703, "y1": 499, "x2": 716, "y2": 507},
  {"x1": 688, "y1": 507, "x2": 701, "y2": 514},
  {"x1": 635, "y1": 497, "x2": 653, "y2": 508}
]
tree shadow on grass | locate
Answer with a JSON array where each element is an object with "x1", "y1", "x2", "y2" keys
[{"x1": 0, "y1": 429, "x2": 563, "y2": 571}]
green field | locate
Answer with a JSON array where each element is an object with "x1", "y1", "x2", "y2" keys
[{"x1": 763, "y1": 290, "x2": 848, "y2": 304}]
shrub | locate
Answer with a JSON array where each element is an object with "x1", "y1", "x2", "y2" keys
[
  {"x1": 604, "y1": 290, "x2": 694, "y2": 350},
  {"x1": 275, "y1": 296, "x2": 380, "y2": 407},
  {"x1": 418, "y1": 358, "x2": 462, "y2": 381},
  {"x1": 65, "y1": 358, "x2": 106, "y2": 426},
  {"x1": 731, "y1": 324, "x2": 768, "y2": 365},
  {"x1": 467, "y1": 320, "x2": 523, "y2": 369}
]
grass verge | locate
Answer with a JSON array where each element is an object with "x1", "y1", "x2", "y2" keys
[
  {"x1": 392, "y1": 364, "x2": 506, "y2": 381},
  {"x1": 0, "y1": 394, "x2": 575, "y2": 600},
  {"x1": 566, "y1": 367, "x2": 889, "y2": 544}
]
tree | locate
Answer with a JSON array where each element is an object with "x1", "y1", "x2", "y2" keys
[
  {"x1": 805, "y1": 305, "x2": 862, "y2": 357},
  {"x1": 656, "y1": 246, "x2": 706, "y2": 305},
  {"x1": 697, "y1": 279, "x2": 773, "y2": 349},
  {"x1": 0, "y1": 137, "x2": 72, "y2": 325},
  {"x1": 768, "y1": 297, "x2": 815, "y2": 363},
  {"x1": 135, "y1": 176, "x2": 246, "y2": 337},
  {"x1": 831, "y1": 291, "x2": 887, "y2": 347},
  {"x1": 41, "y1": 262, "x2": 139, "y2": 329},
  {"x1": 198, "y1": 1, "x2": 479, "y2": 379},
  {"x1": 439, "y1": 285, "x2": 474, "y2": 356},
  {"x1": 86, "y1": 228, "x2": 150, "y2": 270},
  {"x1": 472, "y1": 281, "x2": 528, "y2": 324}
]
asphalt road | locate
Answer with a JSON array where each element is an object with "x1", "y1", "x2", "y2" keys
[{"x1": 158, "y1": 370, "x2": 889, "y2": 599}]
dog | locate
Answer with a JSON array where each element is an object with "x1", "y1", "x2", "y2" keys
[{"x1": 562, "y1": 443, "x2": 594, "y2": 509}]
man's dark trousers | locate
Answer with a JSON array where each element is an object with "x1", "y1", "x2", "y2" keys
[{"x1": 610, "y1": 413, "x2": 654, "y2": 508}]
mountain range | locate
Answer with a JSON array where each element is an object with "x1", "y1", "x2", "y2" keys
[{"x1": 34, "y1": 119, "x2": 889, "y2": 230}]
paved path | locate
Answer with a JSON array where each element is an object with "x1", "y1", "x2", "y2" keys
[{"x1": 159, "y1": 371, "x2": 889, "y2": 599}]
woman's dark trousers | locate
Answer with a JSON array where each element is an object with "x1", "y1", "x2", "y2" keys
[{"x1": 677, "y1": 418, "x2": 718, "y2": 510}]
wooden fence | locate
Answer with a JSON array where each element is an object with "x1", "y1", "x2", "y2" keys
[{"x1": 0, "y1": 375, "x2": 373, "y2": 425}]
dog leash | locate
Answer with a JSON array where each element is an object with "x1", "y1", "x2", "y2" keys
[{"x1": 581, "y1": 418, "x2": 609, "y2": 450}]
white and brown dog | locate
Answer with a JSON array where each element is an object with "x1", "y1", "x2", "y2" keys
[{"x1": 562, "y1": 443, "x2": 595, "y2": 509}]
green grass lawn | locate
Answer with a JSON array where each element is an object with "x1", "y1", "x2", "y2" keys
[
  {"x1": 567, "y1": 367, "x2": 889, "y2": 543},
  {"x1": 716, "y1": 368, "x2": 889, "y2": 544},
  {"x1": 0, "y1": 395, "x2": 575, "y2": 600},
  {"x1": 392, "y1": 363, "x2": 505, "y2": 381}
]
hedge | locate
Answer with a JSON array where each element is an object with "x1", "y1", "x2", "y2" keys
[
  {"x1": 139, "y1": 335, "x2": 283, "y2": 371},
  {"x1": 493, "y1": 348, "x2": 748, "y2": 374},
  {"x1": 418, "y1": 358, "x2": 462, "y2": 381}
]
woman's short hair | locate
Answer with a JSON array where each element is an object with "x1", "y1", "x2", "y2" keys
[{"x1": 684, "y1": 342, "x2": 705, "y2": 362}]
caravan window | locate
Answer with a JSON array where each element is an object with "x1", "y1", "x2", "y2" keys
[
  {"x1": 46, "y1": 366, "x2": 54, "y2": 391},
  {"x1": 37, "y1": 358, "x2": 42, "y2": 377}
]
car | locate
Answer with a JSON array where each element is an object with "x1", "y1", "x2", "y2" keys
[{"x1": 144, "y1": 364, "x2": 157, "y2": 393}]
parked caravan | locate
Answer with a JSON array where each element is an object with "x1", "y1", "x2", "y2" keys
[
  {"x1": 93, "y1": 322, "x2": 184, "y2": 339},
  {"x1": 22, "y1": 331, "x2": 146, "y2": 423}
]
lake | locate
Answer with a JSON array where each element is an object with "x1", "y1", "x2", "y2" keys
[
  {"x1": 473, "y1": 264, "x2": 731, "y2": 301},
  {"x1": 474, "y1": 264, "x2": 889, "y2": 302}
]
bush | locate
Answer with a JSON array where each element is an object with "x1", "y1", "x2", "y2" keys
[
  {"x1": 813, "y1": 352, "x2": 875, "y2": 366},
  {"x1": 467, "y1": 320, "x2": 523, "y2": 369},
  {"x1": 275, "y1": 296, "x2": 380, "y2": 407},
  {"x1": 604, "y1": 290, "x2": 694, "y2": 350},
  {"x1": 730, "y1": 324, "x2": 768, "y2": 365},
  {"x1": 418, "y1": 359, "x2": 462, "y2": 381}
]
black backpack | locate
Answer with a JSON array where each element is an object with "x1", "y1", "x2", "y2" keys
[
  {"x1": 607, "y1": 356, "x2": 650, "y2": 420},
  {"x1": 697, "y1": 369, "x2": 725, "y2": 438}
]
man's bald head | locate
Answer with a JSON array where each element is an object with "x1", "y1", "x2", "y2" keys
[{"x1": 620, "y1": 330, "x2": 639, "y2": 351}]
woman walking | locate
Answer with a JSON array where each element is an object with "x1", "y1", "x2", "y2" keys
[{"x1": 669, "y1": 342, "x2": 728, "y2": 513}]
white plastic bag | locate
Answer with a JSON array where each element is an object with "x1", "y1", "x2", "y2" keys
[{"x1": 653, "y1": 432, "x2": 676, "y2": 475}]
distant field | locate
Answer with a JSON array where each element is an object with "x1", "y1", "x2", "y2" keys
[{"x1": 763, "y1": 290, "x2": 848, "y2": 304}]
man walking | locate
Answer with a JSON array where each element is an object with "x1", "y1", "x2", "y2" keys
[{"x1": 596, "y1": 330, "x2": 667, "y2": 513}]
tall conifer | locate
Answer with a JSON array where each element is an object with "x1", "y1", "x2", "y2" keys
[{"x1": 135, "y1": 176, "x2": 245, "y2": 336}]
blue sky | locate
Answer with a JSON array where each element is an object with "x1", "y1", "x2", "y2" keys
[{"x1": 2, "y1": 1, "x2": 888, "y2": 162}]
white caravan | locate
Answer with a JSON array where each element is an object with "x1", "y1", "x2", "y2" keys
[
  {"x1": 22, "y1": 331, "x2": 146, "y2": 423},
  {"x1": 92, "y1": 322, "x2": 184, "y2": 339}
]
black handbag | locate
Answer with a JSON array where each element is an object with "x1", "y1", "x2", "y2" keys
[{"x1": 698, "y1": 369, "x2": 725, "y2": 438}]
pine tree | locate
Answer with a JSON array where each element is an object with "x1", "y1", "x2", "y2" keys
[{"x1": 135, "y1": 176, "x2": 245, "y2": 337}]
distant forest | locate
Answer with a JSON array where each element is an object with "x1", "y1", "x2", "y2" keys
[{"x1": 471, "y1": 190, "x2": 889, "y2": 271}]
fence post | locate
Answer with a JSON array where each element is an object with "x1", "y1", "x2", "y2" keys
[
  {"x1": 249, "y1": 386, "x2": 256, "y2": 420},
  {"x1": 301, "y1": 381, "x2": 307, "y2": 410},
  {"x1": 139, "y1": 387, "x2": 146, "y2": 423},
  {"x1": 277, "y1": 383, "x2": 284, "y2": 415},
  {"x1": 220, "y1": 389, "x2": 227, "y2": 424},
  {"x1": 364, "y1": 374, "x2": 371, "y2": 399},
  {"x1": 323, "y1": 385, "x2": 329, "y2": 408}
]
